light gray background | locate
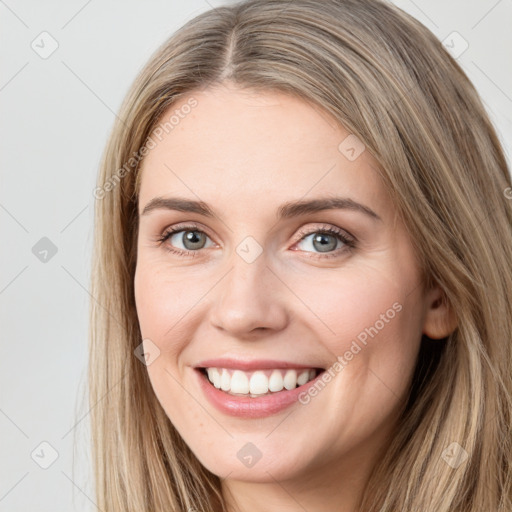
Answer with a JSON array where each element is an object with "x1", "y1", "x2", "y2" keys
[{"x1": 1, "y1": 0, "x2": 511, "y2": 510}]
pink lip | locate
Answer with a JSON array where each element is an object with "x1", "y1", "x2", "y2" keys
[
  {"x1": 195, "y1": 358, "x2": 321, "y2": 371},
  {"x1": 194, "y1": 367, "x2": 325, "y2": 419}
]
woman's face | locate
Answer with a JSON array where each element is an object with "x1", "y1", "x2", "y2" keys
[{"x1": 134, "y1": 83, "x2": 442, "y2": 486}]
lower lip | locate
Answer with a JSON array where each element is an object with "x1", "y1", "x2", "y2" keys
[{"x1": 195, "y1": 368, "x2": 324, "y2": 418}]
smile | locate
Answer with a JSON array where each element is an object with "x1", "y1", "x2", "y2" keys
[
  {"x1": 201, "y1": 367, "x2": 320, "y2": 397},
  {"x1": 193, "y1": 359, "x2": 327, "y2": 418}
]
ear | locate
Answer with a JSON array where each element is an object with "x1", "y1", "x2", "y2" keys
[{"x1": 422, "y1": 286, "x2": 458, "y2": 339}]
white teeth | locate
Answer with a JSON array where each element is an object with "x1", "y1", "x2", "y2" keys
[
  {"x1": 207, "y1": 368, "x2": 221, "y2": 388},
  {"x1": 297, "y1": 370, "x2": 310, "y2": 386},
  {"x1": 283, "y1": 369, "x2": 297, "y2": 390},
  {"x1": 220, "y1": 368, "x2": 231, "y2": 391},
  {"x1": 249, "y1": 371, "x2": 268, "y2": 395},
  {"x1": 203, "y1": 367, "x2": 319, "y2": 396},
  {"x1": 230, "y1": 370, "x2": 249, "y2": 394},
  {"x1": 268, "y1": 370, "x2": 284, "y2": 392}
]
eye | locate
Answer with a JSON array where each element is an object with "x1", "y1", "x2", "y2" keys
[
  {"x1": 156, "y1": 224, "x2": 215, "y2": 256},
  {"x1": 292, "y1": 225, "x2": 356, "y2": 259}
]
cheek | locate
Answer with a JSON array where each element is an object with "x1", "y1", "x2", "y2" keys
[
  {"x1": 288, "y1": 262, "x2": 413, "y2": 351},
  {"x1": 289, "y1": 261, "x2": 423, "y2": 405},
  {"x1": 134, "y1": 261, "x2": 202, "y2": 354},
  {"x1": 287, "y1": 272, "x2": 423, "y2": 455},
  {"x1": 134, "y1": 264, "x2": 198, "y2": 422}
]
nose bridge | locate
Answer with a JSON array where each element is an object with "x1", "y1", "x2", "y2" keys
[{"x1": 209, "y1": 241, "x2": 289, "y2": 335}]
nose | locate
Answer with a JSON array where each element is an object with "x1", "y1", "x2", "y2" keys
[{"x1": 209, "y1": 250, "x2": 289, "y2": 338}]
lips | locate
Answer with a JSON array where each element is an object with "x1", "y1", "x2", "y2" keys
[{"x1": 195, "y1": 358, "x2": 322, "y2": 371}]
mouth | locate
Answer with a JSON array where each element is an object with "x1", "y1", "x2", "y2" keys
[
  {"x1": 196, "y1": 366, "x2": 325, "y2": 398},
  {"x1": 193, "y1": 358, "x2": 328, "y2": 417}
]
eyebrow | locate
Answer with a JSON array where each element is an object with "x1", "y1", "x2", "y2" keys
[{"x1": 141, "y1": 195, "x2": 381, "y2": 222}]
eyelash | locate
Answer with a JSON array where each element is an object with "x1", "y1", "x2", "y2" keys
[{"x1": 155, "y1": 223, "x2": 356, "y2": 260}]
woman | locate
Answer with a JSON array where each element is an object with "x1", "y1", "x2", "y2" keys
[{"x1": 89, "y1": 0, "x2": 512, "y2": 510}]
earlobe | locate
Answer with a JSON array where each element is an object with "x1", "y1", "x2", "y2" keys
[{"x1": 422, "y1": 287, "x2": 458, "y2": 339}]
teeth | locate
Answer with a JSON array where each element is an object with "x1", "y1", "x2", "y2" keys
[
  {"x1": 204, "y1": 367, "x2": 318, "y2": 396},
  {"x1": 297, "y1": 370, "x2": 310, "y2": 386},
  {"x1": 231, "y1": 370, "x2": 249, "y2": 394},
  {"x1": 220, "y1": 369, "x2": 231, "y2": 391},
  {"x1": 249, "y1": 371, "x2": 268, "y2": 395},
  {"x1": 206, "y1": 368, "x2": 221, "y2": 388},
  {"x1": 268, "y1": 370, "x2": 284, "y2": 392},
  {"x1": 283, "y1": 369, "x2": 297, "y2": 390}
]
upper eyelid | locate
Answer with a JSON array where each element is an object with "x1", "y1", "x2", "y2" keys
[
  {"x1": 296, "y1": 223, "x2": 354, "y2": 240},
  {"x1": 162, "y1": 222, "x2": 216, "y2": 241}
]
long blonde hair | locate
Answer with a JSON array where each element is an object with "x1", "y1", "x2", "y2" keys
[{"x1": 89, "y1": 0, "x2": 512, "y2": 510}]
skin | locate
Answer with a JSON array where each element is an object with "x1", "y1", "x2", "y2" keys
[{"x1": 134, "y1": 81, "x2": 457, "y2": 512}]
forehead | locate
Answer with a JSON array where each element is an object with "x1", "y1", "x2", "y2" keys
[{"x1": 138, "y1": 84, "x2": 390, "y2": 218}]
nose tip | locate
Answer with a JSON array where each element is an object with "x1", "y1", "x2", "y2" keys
[{"x1": 209, "y1": 260, "x2": 289, "y2": 337}]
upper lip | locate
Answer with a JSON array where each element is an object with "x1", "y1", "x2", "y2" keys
[{"x1": 194, "y1": 358, "x2": 325, "y2": 371}]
